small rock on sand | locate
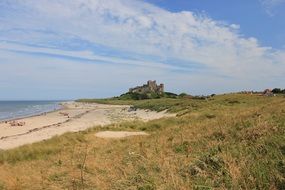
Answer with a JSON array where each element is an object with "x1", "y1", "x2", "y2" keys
[{"x1": 95, "y1": 131, "x2": 149, "y2": 139}]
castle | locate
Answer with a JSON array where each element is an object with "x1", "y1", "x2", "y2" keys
[{"x1": 129, "y1": 80, "x2": 164, "y2": 94}]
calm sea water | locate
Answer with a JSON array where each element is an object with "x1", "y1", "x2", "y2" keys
[{"x1": 0, "y1": 101, "x2": 62, "y2": 121}]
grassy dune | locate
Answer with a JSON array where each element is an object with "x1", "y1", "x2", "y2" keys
[{"x1": 0, "y1": 94, "x2": 285, "y2": 189}]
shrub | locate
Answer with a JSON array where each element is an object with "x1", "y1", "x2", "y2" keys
[
  {"x1": 178, "y1": 93, "x2": 188, "y2": 98},
  {"x1": 272, "y1": 88, "x2": 282, "y2": 94},
  {"x1": 174, "y1": 141, "x2": 190, "y2": 154},
  {"x1": 164, "y1": 92, "x2": 178, "y2": 98}
]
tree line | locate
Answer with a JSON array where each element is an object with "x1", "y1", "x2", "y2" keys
[{"x1": 272, "y1": 88, "x2": 285, "y2": 94}]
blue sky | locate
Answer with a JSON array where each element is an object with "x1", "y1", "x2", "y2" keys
[
  {"x1": 0, "y1": 0, "x2": 285, "y2": 100},
  {"x1": 146, "y1": 0, "x2": 285, "y2": 48}
]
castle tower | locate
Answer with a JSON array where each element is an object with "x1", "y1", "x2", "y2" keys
[{"x1": 159, "y1": 84, "x2": 164, "y2": 93}]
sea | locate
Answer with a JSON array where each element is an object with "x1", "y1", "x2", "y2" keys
[{"x1": 0, "y1": 101, "x2": 62, "y2": 121}]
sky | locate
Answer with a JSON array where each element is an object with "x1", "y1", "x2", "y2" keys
[{"x1": 0, "y1": 0, "x2": 285, "y2": 100}]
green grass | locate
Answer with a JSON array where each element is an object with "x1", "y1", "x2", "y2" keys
[
  {"x1": 0, "y1": 132, "x2": 86, "y2": 164},
  {"x1": 0, "y1": 93, "x2": 284, "y2": 189},
  {"x1": 77, "y1": 95, "x2": 209, "y2": 113}
]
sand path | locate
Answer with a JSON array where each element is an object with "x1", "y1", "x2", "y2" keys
[
  {"x1": 0, "y1": 102, "x2": 174, "y2": 150},
  {"x1": 95, "y1": 131, "x2": 149, "y2": 139}
]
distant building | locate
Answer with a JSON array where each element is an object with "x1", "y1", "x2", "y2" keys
[
  {"x1": 129, "y1": 80, "x2": 164, "y2": 94},
  {"x1": 240, "y1": 91, "x2": 253, "y2": 95},
  {"x1": 263, "y1": 89, "x2": 274, "y2": 96}
]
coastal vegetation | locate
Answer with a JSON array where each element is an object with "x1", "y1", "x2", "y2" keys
[
  {"x1": 0, "y1": 94, "x2": 284, "y2": 189},
  {"x1": 272, "y1": 88, "x2": 285, "y2": 94},
  {"x1": 112, "y1": 91, "x2": 180, "y2": 100},
  {"x1": 78, "y1": 91, "x2": 209, "y2": 102}
]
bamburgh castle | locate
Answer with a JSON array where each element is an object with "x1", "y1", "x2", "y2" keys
[{"x1": 129, "y1": 80, "x2": 164, "y2": 94}]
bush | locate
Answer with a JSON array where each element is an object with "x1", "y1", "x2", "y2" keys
[
  {"x1": 178, "y1": 93, "x2": 188, "y2": 98},
  {"x1": 174, "y1": 141, "x2": 190, "y2": 154},
  {"x1": 119, "y1": 92, "x2": 150, "y2": 100},
  {"x1": 164, "y1": 92, "x2": 178, "y2": 98},
  {"x1": 272, "y1": 88, "x2": 282, "y2": 94},
  {"x1": 149, "y1": 93, "x2": 161, "y2": 99}
]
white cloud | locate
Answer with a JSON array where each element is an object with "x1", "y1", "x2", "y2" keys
[
  {"x1": 0, "y1": 0, "x2": 284, "y2": 98},
  {"x1": 0, "y1": 41, "x2": 183, "y2": 71},
  {"x1": 260, "y1": 0, "x2": 285, "y2": 16}
]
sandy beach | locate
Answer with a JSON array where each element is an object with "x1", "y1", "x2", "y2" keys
[{"x1": 0, "y1": 102, "x2": 174, "y2": 150}]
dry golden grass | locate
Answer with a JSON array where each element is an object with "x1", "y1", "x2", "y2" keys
[{"x1": 0, "y1": 94, "x2": 284, "y2": 189}]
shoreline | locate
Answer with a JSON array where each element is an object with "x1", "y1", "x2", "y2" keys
[
  {"x1": 0, "y1": 102, "x2": 174, "y2": 150},
  {"x1": 0, "y1": 101, "x2": 71, "y2": 124},
  {"x1": 0, "y1": 107, "x2": 62, "y2": 124}
]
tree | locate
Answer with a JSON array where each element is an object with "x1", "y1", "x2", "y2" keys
[
  {"x1": 178, "y1": 93, "x2": 188, "y2": 98},
  {"x1": 272, "y1": 88, "x2": 282, "y2": 94}
]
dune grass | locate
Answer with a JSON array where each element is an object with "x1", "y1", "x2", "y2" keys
[{"x1": 0, "y1": 94, "x2": 284, "y2": 189}]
